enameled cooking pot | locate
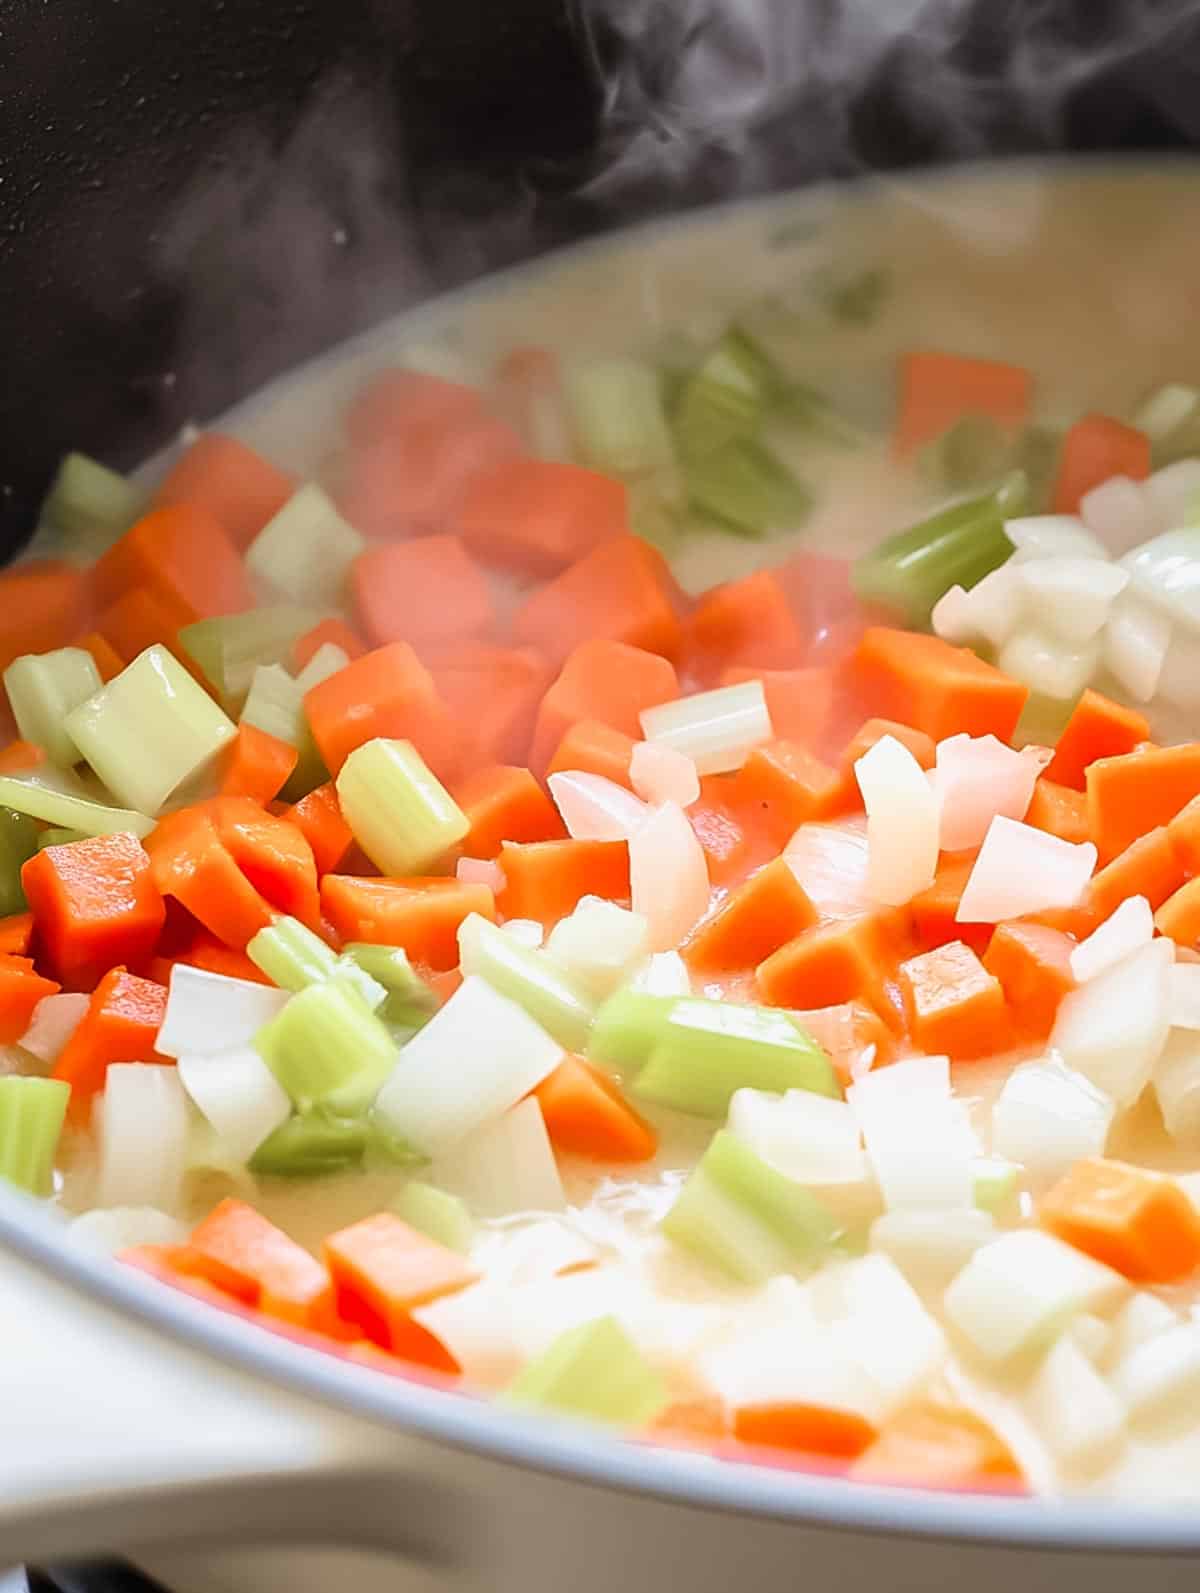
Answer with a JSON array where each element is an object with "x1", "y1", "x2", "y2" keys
[{"x1": 7, "y1": 2, "x2": 1200, "y2": 1586}]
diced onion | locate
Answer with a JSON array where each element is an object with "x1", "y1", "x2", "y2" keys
[
  {"x1": 728, "y1": 1088, "x2": 867, "y2": 1185},
  {"x1": 155, "y1": 964, "x2": 290, "y2": 1060},
  {"x1": 472, "y1": 1216, "x2": 598, "y2": 1287},
  {"x1": 784, "y1": 818, "x2": 872, "y2": 918},
  {"x1": 930, "y1": 584, "x2": 973, "y2": 645},
  {"x1": 990, "y1": 1056, "x2": 1115, "y2": 1184},
  {"x1": 869, "y1": 1207, "x2": 996, "y2": 1291},
  {"x1": 848, "y1": 1055, "x2": 973, "y2": 1211},
  {"x1": 1026, "y1": 1334, "x2": 1125, "y2": 1471},
  {"x1": 1156, "y1": 629, "x2": 1200, "y2": 711},
  {"x1": 456, "y1": 856, "x2": 506, "y2": 893},
  {"x1": 547, "y1": 771, "x2": 649, "y2": 841},
  {"x1": 1017, "y1": 557, "x2": 1130, "y2": 645},
  {"x1": 1051, "y1": 938, "x2": 1173, "y2": 1106},
  {"x1": 629, "y1": 741, "x2": 700, "y2": 809},
  {"x1": 629, "y1": 801, "x2": 710, "y2": 952},
  {"x1": 545, "y1": 897, "x2": 650, "y2": 1000},
  {"x1": 997, "y1": 628, "x2": 1099, "y2": 703},
  {"x1": 1069, "y1": 1313, "x2": 1113, "y2": 1366},
  {"x1": 1070, "y1": 895, "x2": 1154, "y2": 984},
  {"x1": 929, "y1": 733, "x2": 1049, "y2": 853},
  {"x1": 1144, "y1": 459, "x2": 1200, "y2": 534},
  {"x1": 931, "y1": 566, "x2": 1024, "y2": 651},
  {"x1": 97, "y1": 1064, "x2": 191, "y2": 1212},
  {"x1": 1110, "y1": 1324, "x2": 1200, "y2": 1425},
  {"x1": 854, "y1": 734, "x2": 940, "y2": 907},
  {"x1": 628, "y1": 949, "x2": 691, "y2": 996},
  {"x1": 956, "y1": 816, "x2": 1096, "y2": 924},
  {"x1": 430, "y1": 1098, "x2": 565, "y2": 1219},
  {"x1": 19, "y1": 992, "x2": 88, "y2": 1065},
  {"x1": 1080, "y1": 475, "x2": 1152, "y2": 557},
  {"x1": 1153, "y1": 1030, "x2": 1200, "y2": 1145},
  {"x1": 1120, "y1": 527, "x2": 1200, "y2": 632},
  {"x1": 1005, "y1": 514, "x2": 1108, "y2": 562},
  {"x1": 501, "y1": 919, "x2": 544, "y2": 949},
  {"x1": 1102, "y1": 594, "x2": 1171, "y2": 703},
  {"x1": 176, "y1": 1045, "x2": 293, "y2": 1164},
  {"x1": 1107, "y1": 1291, "x2": 1180, "y2": 1366},
  {"x1": 639, "y1": 681, "x2": 772, "y2": 776},
  {"x1": 1170, "y1": 962, "x2": 1200, "y2": 1029},
  {"x1": 69, "y1": 1206, "x2": 190, "y2": 1255},
  {"x1": 810, "y1": 1255, "x2": 946, "y2": 1415}
]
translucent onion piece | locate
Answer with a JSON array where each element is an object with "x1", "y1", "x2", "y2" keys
[
  {"x1": 629, "y1": 741, "x2": 700, "y2": 809},
  {"x1": 1110, "y1": 1324, "x2": 1200, "y2": 1426},
  {"x1": 1169, "y1": 962, "x2": 1200, "y2": 1029},
  {"x1": 997, "y1": 629, "x2": 1099, "y2": 703},
  {"x1": 869, "y1": 1207, "x2": 996, "y2": 1291},
  {"x1": 1026, "y1": 1334, "x2": 1125, "y2": 1472},
  {"x1": 1051, "y1": 937, "x2": 1173, "y2": 1107},
  {"x1": 990, "y1": 1056, "x2": 1115, "y2": 1185},
  {"x1": 628, "y1": 949, "x2": 691, "y2": 996},
  {"x1": 1153, "y1": 1030, "x2": 1200, "y2": 1145},
  {"x1": 929, "y1": 733, "x2": 1050, "y2": 853},
  {"x1": 176, "y1": 1045, "x2": 293, "y2": 1165},
  {"x1": 1156, "y1": 629, "x2": 1200, "y2": 711},
  {"x1": 456, "y1": 856, "x2": 506, "y2": 893},
  {"x1": 1070, "y1": 895, "x2": 1154, "y2": 984},
  {"x1": 545, "y1": 897, "x2": 650, "y2": 1001},
  {"x1": 629, "y1": 801, "x2": 710, "y2": 952},
  {"x1": 19, "y1": 992, "x2": 88, "y2": 1065},
  {"x1": 854, "y1": 734, "x2": 940, "y2": 907},
  {"x1": 1017, "y1": 557, "x2": 1130, "y2": 645},
  {"x1": 501, "y1": 919, "x2": 544, "y2": 950},
  {"x1": 848, "y1": 1055, "x2": 973, "y2": 1211},
  {"x1": 1102, "y1": 594, "x2": 1171, "y2": 703},
  {"x1": 547, "y1": 770, "x2": 649, "y2": 841},
  {"x1": 156, "y1": 964, "x2": 290, "y2": 1059},
  {"x1": 1107, "y1": 1291, "x2": 1180, "y2": 1367},
  {"x1": 810, "y1": 1254, "x2": 947, "y2": 1416},
  {"x1": 69, "y1": 1206, "x2": 190, "y2": 1255},
  {"x1": 97, "y1": 1064, "x2": 191, "y2": 1212},
  {"x1": 930, "y1": 584, "x2": 973, "y2": 645},
  {"x1": 958, "y1": 564, "x2": 1024, "y2": 649},
  {"x1": 1005, "y1": 514, "x2": 1108, "y2": 562},
  {"x1": 1080, "y1": 476, "x2": 1151, "y2": 558},
  {"x1": 728, "y1": 1088, "x2": 867, "y2": 1186},
  {"x1": 956, "y1": 816, "x2": 1096, "y2": 924},
  {"x1": 430, "y1": 1098, "x2": 565, "y2": 1219},
  {"x1": 784, "y1": 818, "x2": 872, "y2": 918},
  {"x1": 639, "y1": 681, "x2": 772, "y2": 776},
  {"x1": 1120, "y1": 526, "x2": 1200, "y2": 631},
  {"x1": 1143, "y1": 459, "x2": 1200, "y2": 534}
]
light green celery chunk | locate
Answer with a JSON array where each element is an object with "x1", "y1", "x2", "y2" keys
[
  {"x1": 247, "y1": 916, "x2": 338, "y2": 991},
  {"x1": 586, "y1": 989, "x2": 677, "y2": 1074},
  {"x1": 633, "y1": 998, "x2": 838, "y2": 1117},
  {"x1": 812, "y1": 264, "x2": 889, "y2": 325},
  {"x1": 458, "y1": 913, "x2": 594, "y2": 1052},
  {"x1": 246, "y1": 484, "x2": 365, "y2": 608},
  {"x1": 1135, "y1": 383, "x2": 1200, "y2": 466},
  {"x1": 684, "y1": 438, "x2": 811, "y2": 536},
  {"x1": 393, "y1": 1180, "x2": 473, "y2": 1254},
  {"x1": 674, "y1": 344, "x2": 764, "y2": 460},
  {"x1": 65, "y1": 645, "x2": 236, "y2": 816},
  {"x1": 42, "y1": 452, "x2": 145, "y2": 555},
  {"x1": 0, "y1": 768, "x2": 152, "y2": 840},
  {"x1": 1014, "y1": 689, "x2": 1079, "y2": 749},
  {"x1": 37, "y1": 827, "x2": 86, "y2": 851},
  {"x1": 564, "y1": 359, "x2": 676, "y2": 478},
  {"x1": 342, "y1": 943, "x2": 437, "y2": 1030},
  {"x1": 1012, "y1": 427, "x2": 1060, "y2": 516},
  {"x1": 293, "y1": 643, "x2": 350, "y2": 693},
  {"x1": 4, "y1": 648, "x2": 101, "y2": 767},
  {"x1": 973, "y1": 1157, "x2": 1021, "y2": 1215},
  {"x1": 505, "y1": 1315, "x2": 667, "y2": 1426},
  {"x1": 0, "y1": 808, "x2": 40, "y2": 914},
  {"x1": 240, "y1": 663, "x2": 326, "y2": 799},
  {"x1": 0, "y1": 1077, "x2": 70, "y2": 1196},
  {"x1": 662, "y1": 1130, "x2": 840, "y2": 1284},
  {"x1": 336, "y1": 738, "x2": 468, "y2": 876},
  {"x1": 179, "y1": 606, "x2": 324, "y2": 709},
  {"x1": 920, "y1": 415, "x2": 1014, "y2": 493},
  {"x1": 254, "y1": 976, "x2": 397, "y2": 1114},
  {"x1": 778, "y1": 383, "x2": 864, "y2": 449},
  {"x1": 250, "y1": 1111, "x2": 371, "y2": 1178}
]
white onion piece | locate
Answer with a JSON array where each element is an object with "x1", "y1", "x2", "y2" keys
[
  {"x1": 997, "y1": 629, "x2": 1099, "y2": 703},
  {"x1": 1110, "y1": 1324, "x2": 1200, "y2": 1426},
  {"x1": 430, "y1": 1098, "x2": 564, "y2": 1218},
  {"x1": 1153, "y1": 1030, "x2": 1200, "y2": 1145},
  {"x1": 699, "y1": 1304, "x2": 886, "y2": 1426},
  {"x1": 1070, "y1": 895, "x2": 1154, "y2": 983},
  {"x1": 848, "y1": 1055, "x2": 973, "y2": 1211},
  {"x1": 155, "y1": 964, "x2": 289, "y2": 1060},
  {"x1": 957, "y1": 816, "x2": 1096, "y2": 925},
  {"x1": 69, "y1": 1206, "x2": 190, "y2": 1255},
  {"x1": 854, "y1": 734, "x2": 940, "y2": 907},
  {"x1": 959, "y1": 564, "x2": 1023, "y2": 649},
  {"x1": 1102, "y1": 594, "x2": 1171, "y2": 703},
  {"x1": 943, "y1": 1230, "x2": 1129, "y2": 1364},
  {"x1": 472, "y1": 1216, "x2": 598, "y2": 1287},
  {"x1": 930, "y1": 584, "x2": 973, "y2": 644},
  {"x1": 810, "y1": 1255, "x2": 946, "y2": 1415},
  {"x1": 1143, "y1": 459, "x2": 1200, "y2": 535},
  {"x1": 784, "y1": 818, "x2": 872, "y2": 918},
  {"x1": 1005, "y1": 514, "x2": 1108, "y2": 562},
  {"x1": 1107, "y1": 1292, "x2": 1180, "y2": 1367},
  {"x1": 1018, "y1": 557, "x2": 1130, "y2": 644},
  {"x1": 628, "y1": 949, "x2": 691, "y2": 996},
  {"x1": 1069, "y1": 1313, "x2": 1113, "y2": 1366},
  {"x1": 1156, "y1": 628, "x2": 1200, "y2": 710},
  {"x1": 97, "y1": 1064, "x2": 191, "y2": 1213},
  {"x1": 547, "y1": 770, "x2": 649, "y2": 841},
  {"x1": 500, "y1": 919, "x2": 544, "y2": 949},
  {"x1": 545, "y1": 896, "x2": 650, "y2": 999},
  {"x1": 1080, "y1": 475, "x2": 1152, "y2": 557},
  {"x1": 176, "y1": 1045, "x2": 292, "y2": 1164},
  {"x1": 1135, "y1": 384, "x2": 1198, "y2": 442},
  {"x1": 1051, "y1": 937, "x2": 1173, "y2": 1106},
  {"x1": 929, "y1": 734, "x2": 1049, "y2": 853},
  {"x1": 639, "y1": 680, "x2": 772, "y2": 776},
  {"x1": 1120, "y1": 526, "x2": 1200, "y2": 631},
  {"x1": 869, "y1": 1207, "x2": 996, "y2": 1291},
  {"x1": 19, "y1": 991, "x2": 88, "y2": 1065},
  {"x1": 629, "y1": 801, "x2": 710, "y2": 952},
  {"x1": 456, "y1": 856, "x2": 506, "y2": 893},
  {"x1": 629, "y1": 741, "x2": 700, "y2": 809},
  {"x1": 411, "y1": 1277, "x2": 522, "y2": 1385},
  {"x1": 728, "y1": 1088, "x2": 867, "y2": 1185},
  {"x1": 1170, "y1": 962, "x2": 1200, "y2": 1029},
  {"x1": 990, "y1": 1056, "x2": 1115, "y2": 1184},
  {"x1": 1026, "y1": 1335, "x2": 1125, "y2": 1472}
]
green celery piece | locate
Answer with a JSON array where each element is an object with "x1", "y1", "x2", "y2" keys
[
  {"x1": 973, "y1": 1157, "x2": 1021, "y2": 1215},
  {"x1": 458, "y1": 913, "x2": 595, "y2": 1052},
  {"x1": 4, "y1": 647, "x2": 101, "y2": 768},
  {"x1": 505, "y1": 1315, "x2": 667, "y2": 1426},
  {"x1": 0, "y1": 807, "x2": 40, "y2": 914},
  {"x1": 1014, "y1": 689, "x2": 1078, "y2": 748},
  {"x1": 684, "y1": 437, "x2": 811, "y2": 536},
  {"x1": 42, "y1": 452, "x2": 145, "y2": 559},
  {"x1": 852, "y1": 477, "x2": 1020, "y2": 629},
  {"x1": 343, "y1": 943, "x2": 437, "y2": 1014},
  {"x1": 920, "y1": 415, "x2": 1015, "y2": 492},
  {"x1": 661, "y1": 1130, "x2": 841, "y2": 1284},
  {"x1": 293, "y1": 642, "x2": 350, "y2": 693},
  {"x1": 1012, "y1": 426, "x2": 1060, "y2": 514},
  {"x1": 240, "y1": 663, "x2": 327, "y2": 800},
  {"x1": 811, "y1": 265, "x2": 889, "y2": 325},
  {"x1": 336, "y1": 738, "x2": 468, "y2": 876},
  {"x1": 250, "y1": 1111, "x2": 371, "y2": 1178},
  {"x1": 626, "y1": 478, "x2": 683, "y2": 552},
  {"x1": 0, "y1": 1077, "x2": 70, "y2": 1196},
  {"x1": 245, "y1": 484, "x2": 365, "y2": 609},
  {"x1": 247, "y1": 915, "x2": 338, "y2": 992},
  {"x1": 564, "y1": 359, "x2": 677, "y2": 478},
  {"x1": 0, "y1": 768, "x2": 152, "y2": 840},
  {"x1": 778, "y1": 383, "x2": 865, "y2": 449},
  {"x1": 586, "y1": 990, "x2": 677, "y2": 1074},
  {"x1": 179, "y1": 606, "x2": 324, "y2": 710},
  {"x1": 634, "y1": 998, "x2": 838, "y2": 1118},
  {"x1": 36, "y1": 827, "x2": 85, "y2": 851},
  {"x1": 1135, "y1": 383, "x2": 1200, "y2": 467},
  {"x1": 674, "y1": 344, "x2": 764, "y2": 460},
  {"x1": 393, "y1": 1180, "x2": 474, "y2": 1254},
  {"x1": 253, "y1": 976, "x2": 397, "y2": 1114},
  {"x1": 64, "y1": 645, "x2": 236, "y2": 816}
]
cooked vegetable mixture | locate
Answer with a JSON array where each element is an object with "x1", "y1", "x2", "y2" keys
[{"x1": 11, "y1": 165, "x2": 1200, "y2": 1502}]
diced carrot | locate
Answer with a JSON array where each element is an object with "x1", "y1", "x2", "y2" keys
[
  {"x1": 646, "y1": 1394, "x2": 732, "y2": 1446},
  {"x1": 0, "y1": 740, "x2": 45, "y2": 774},
  {"x1": 792, "y1": 1000, "x2": 894, "y2": 1086},
  {"x1": 828, "y1": 716, "x2": 938, "y2": 812},
  {"x1": 153, "y1": 432, "x2": 297, "y2": 550},
  {"x1": 493, "y1": 346, "x2": 560, "y2": 416},
  {"x1": 531, "y1": 640, "x2": 678, "y2": 776},
  {"x1": 720, "y1": 666, "x2": 834, "y2": 751},
  {"x1": 453, "y1": 764, "x2": 565, "y2": 860},
  {"x1": 91, "y1": 504, "x2": 253, "y2": 626},
  {"x1": 0, "y1": 560, "x2": 88, "y2": 673},
  {"x1": 283, "y1": 782, "x2": 355, "y2": 876},
  {"x1": 345, "y1": 369, "x2": 487, "y2": 450},
  {"x1": 53, "y1": 967, "x2": 168, "y2": 1107},
  {"x1": 1088, "y1": 825, "x2": 1184, "y2": 918},
  {"x1": 851, "y1": 1397, "x2": 1024, "y2": 1489},
  {"x1": 1086, "y1": 743, "x2": 1200, "y2": 864},
  {"x1": 214, "y1": 723, "x2": 299, "y2": 805},
  {"x1": 733, "y1": 740, "x2": 842, "y2": 845},
  {"x1": 188, "y1": 1198, "x2": 339, "y2": 1329},
  {"x1": 546, "y1": 720, "x2": 635, "y2": 788},
  {"x1": 303, "y1": 641, "x2": 456, "y2": 780},
  {"x1": 1040, "y1": 1157, "x2": 1200, "y2": 1283},
  {"x1": 1025, "y1": 778, "x2": 1089, "y2": 845},
  {"x1": 511, "y1": 536, "x2": 683, "y2": 668},
  {"x1": 428, "y1": 643, "x2": 551, "y2": 771},
  {"x1": 535, "y1": 1056, "x2": 658, "y2": 1162},
  {"x1": 686, "y1": 571, "x2": 803, "y2": 674},
  {"x1": 683, "y1": 857, "x2": 817, "y2": 973},
  {"x1": 897, "y1": 940, "x2": 1009, "y2": 1060},
  {"x1": 95, "y1": 586, "x2": 192, "y2": 671},
  {"x1": 455, "y1": 456, "x2": 628, "y2": 577},
  {"x1": 1155, "y1": 877, "x2": 1200, "y2": 947},
  {"x1": 167, "y1": 929, "x2": 275, "y2": 986},
  {"x1": 910, "y1": 855, "x2": 991, "y2": 956},
  {"x1": 147, "y1": 807, "x2": 277, "y2": 950},
  {"x1": 0, "y1": 955, "x2": 59, "y2": 1044},
  {"x1": 497, "y1": 839, "x2": 630, "y2": 925},
  {"x1": 320, "y1": 875, "x2": 495, "y2": 970},
  {"x1": 756, "y1": 914, "x2": 897, "y2": 1018},
  {"x1": 292, "y1": 618, "x2": 366, "y2": 672},
  {"x1": 210, "y1": 796, "x2": 320, "y2": 931},
  {"x1": 733, "y1": 1402, "x2": 877, "y2": 1459},
  {"x1": 21, "y1": 832, "x2": 166, "y2": 990},
  {"x1": 853, "y1": 628, "x2": 1028, "y2": 744},
  {"x1": 894, "y1": 352, "x2": 1032, "y2": 459},
  {"x1": 687, "y1": 778, "x2": 758, "y2": 886},
  {"x1": 982, "y1": 921, "x2": 1075, "y2": 1037},
  {"x1": 1052, "y1": 414, "x2": 1151, "y2": 514},
  {"x1": 1018, "y1": 903, "x2": 1101, "y2": 941},
  {"x1": 1168, "y1": 794, "x2": 1200, "y2": 876},
  {"x1": 74, "y1": 630, "x2": 125, "y2": 683},
  {"x1": 1045, "y1": 689, "x2": 1152, "y2": 791},
  {"x1": 323, "y1": 1212, "x2": 477, "y2": 1369},
  {"x1": 351, "y1": 534, "x2": 496, "y2": 652},
  {"x1": 0, "y1": 912, "x2": 33, "y2": 957},
  {"x1": 427, "y1": 967, "x2": 463, "y2": 1007}
]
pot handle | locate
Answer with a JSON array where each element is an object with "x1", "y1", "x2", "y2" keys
[{"x1": 0, "y1": 1238, "x2": 479, "y2": 1574}]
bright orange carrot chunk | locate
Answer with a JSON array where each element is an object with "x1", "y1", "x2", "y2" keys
[
  {"x1": 1155, "y1": 877, "x2": 1200, "y2": 948},
  {"x1": 531, "y1": 640, "x2": 678, "y2": 776},
  {"x1": 1045, "y1": 689, "x2": 1151, "y2": 791},
  {"x1": 756, "y1": 915, "x2": 895, "y2": 1015},
  {"x1": 21, "y1": 832, "x2": 166, "y2": 990},
  {"x1": 214, "y1": 723, "x2": 299, "y2": 805},
  {"x1": 982, "y1": 921, "x2": 1075, "y2": 1037},
  {"x1": 733, "y1": 740, "x2": 842, "y2": 845},
  {"x1": 91, "y1": 504, "x2": 253, "y2": 626},
  {"x1": 95, "y1": 586, "x2": 194, "y2": 670},
  {"x1": 303, "y1": 641, "x2": 455, "y2": 779},
  {"x1": 291, "y1": 618, "x2": 366, "y2": 671},
  {"x1": 160, "y1": 928, "x2": 275, "y2": 987},
  {"x1": 1040, "y1": 1157, "x2": 1200, "y2": 1283},
  {"x1": 352, "y1": 534, "x2": 495, "y2": 651},
  {"x1": 894, "y1": 352, "x2": 1032, "y2": 459},
  {"x1": 854, "y1": 627, "x2": 1028, "y2": 744},
  {"x1": 733, "y1": 1401, "x2": 877, "y2": 1459},
  {"x1": 74, "y1": 630, "x2": 125, "y2": 683},
  {"x1": 283, "y1": 782, "x2": 355, "y2": 876},
  {"x1": 189, "y1": 1198, "x2": 338, "y2": 1328},
  {"x1": 1086, "y1": 743, "x2": 1200, "y2": 863},
  {"x1": 687, "y1": 780, "x2": 758, "y2": 887},
  {"x1": 546, "y1": 720, "x2": 636, "y2": 788},
  {"x1": 1052, "y1": 414, "x2": 1151, "y2": 514},
  {"x1": 511, "y1": 536, "x2": 683, "y2": 668},
  {"x1": 455, "y1": 456, "x2": 628, "y2": 576},
  {"x1": 1088, "y1": 825, "x2": 1184, "y2": 918},
  {"x1": 910, "y1": 855, "x2": 991, "y2": 956},
  {"x1": 344, "y1": 369, "x2": 487, "y2": 450},
  {"x1": 153, "y1": 432, "x2": 297, "y2": 549},
  {"x1": 53, "y1": 967, "x2": 168, "y2": 1106},
  {"x1": 211, "y1": 796, "x2": 320, "y2": 931},
  {"x1": 851, "y1": 1397, "x2": 1024, "y2": 1490},
  {"x1": 454, "y1": 764, "x2": 565, "y2": 861},
  {"x1": 147, "y1": 807, "x2": 276, "y2": 950},
  {"x1": 0, "y1": 561, "x2": 88, "y2": 674},
  {"x1": 320, "y1": 875, "x2": 495, "y2": 970},
  {"x1": 720, "y1": 666, "x2": 834, "y2": 752},
  {"x1": 535, "y1": 1056, "x2": 658, "y2": 1163},
  {"x1": 0, "y1": 740, "x2": 45, "y2": 775},
  {"x1": 791, "y1": 1000, "x2": 894, "y2": 1086},
  {"x1": 0, "y1": 912, "x2": 33, "y2": 957},
  {"x1": 497, "y1": 839, "x2": 630, "y2": 925},
  {"x1": 0, "y1": 955, "x2": 59, "y2": 1044},
  {"x1": 683, "y1": 857, "x2": 817, "y2": 973},
  {"x1": 686, "y1": 570, "x2": 803, "y2": 673},
  {"x1": 897, "y1": 940, "x2": 1009, "y2": 1060},
  {"x1": 428, "y1": 643, "x2": 551, "y2": 770},
  {"x1": 1168, "y1": 794, "x2": 1200, "y2": 876},
  {"x1": 1025, "y1": 777, "x2": 1089, "y2": 845}
]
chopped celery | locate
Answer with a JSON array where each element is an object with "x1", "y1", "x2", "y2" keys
[
  {"x1": 973, "y1": 1156, "x2": 1021, "y2": 1215},
  {"x1": 42, "y1": 452, "x2": 145, "y2": 556},
  {"x1": 240, "y1": 662, "x2": 327, "y2": 799},
  {"x1": 458, "y1": 913, "x2": 594, "y2": 1052},
  {"x1": 4, "y1": 648, "x2": 101, "y2": 767},
  {"x1": 626, "y1": 478, "x2": 683, "y2": 552},
  {"x1": 179, "y1": 606, "x2": 324, "y2": 709},
  {"x1": 0, "y1": 807, "x2": 40, "y2": 914},
  {"x1": 587, "y1": 989, "x2": 677, "y2": 1073},
  {"x1": 1013, "y1": 426, "x2": 1060, "y2": 514},
  {"x1": 674, "y1": 344, "x2": 765, "y2": 459},
  {"x1": 684, "y1": 438, "x2": 811, "y2": 536},
  {"x1": 336, "y1": 738, "x2": 468, "y2": 876},
  {"x1": 292, "y1": 643, "x2": 350, "y2": 693},
  {"x1": 505, "y1": 1315, "x2": 667, "y2": 1426},
  {"x1": 1135, "y1": 383, "x2": 1200, "y2": 466},
  {"x1": 633, "y1": 998, "x2": 839, "y2": 1117},
  {"x1": 247, "y1": 916, "x2": 339, "y2": 992},
  {"x1": 852, "y1": 478, "x2": 1019, "y2": 629},
  {"x1": 36, "y1": 827, "x2": 85, "y2": 850},
  {"x1": 0, "y1": 1077, "x2": 70, "y2": 1196},
  {"x1": 342, "y1": 943, "x2": 437, "y2": 1029},
  {"x1": 0, "y1": 768, "x2": 152, "y2": 840},
  {"x1": 811, "y1": 264, "x2": 889, "y2": 325},
  {"x1": 393, "y1": 1179, "x2": 474, "y2": 1254},
  {"x1": 1013, "y1": 689, "x2": 1079, "y2": 748},
  {"x1": 246, "y1": 484, "x2": 365, "y2": 609},
  {"x1": 65, "y1": 645, "x2": 236, "y2": 816},
  {"x1": 920, "y1": 415, "x2": 1015, "y2": 492},
  {"x1": 254, "y1": 976, "x2": 397, "y2": 1114},
  {"x1": 661, "y1": 1129, "x2": 840, "y2": 1284},
  {"x1": 564, "y1": 359, "x2": 676, "y2": 478},
  {"x1": 250, "y1": 1111, "x2": 371, "y2": 1177},
  {"x1": 778, "y1": 383, "x2": 865, "y2": 449}
]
